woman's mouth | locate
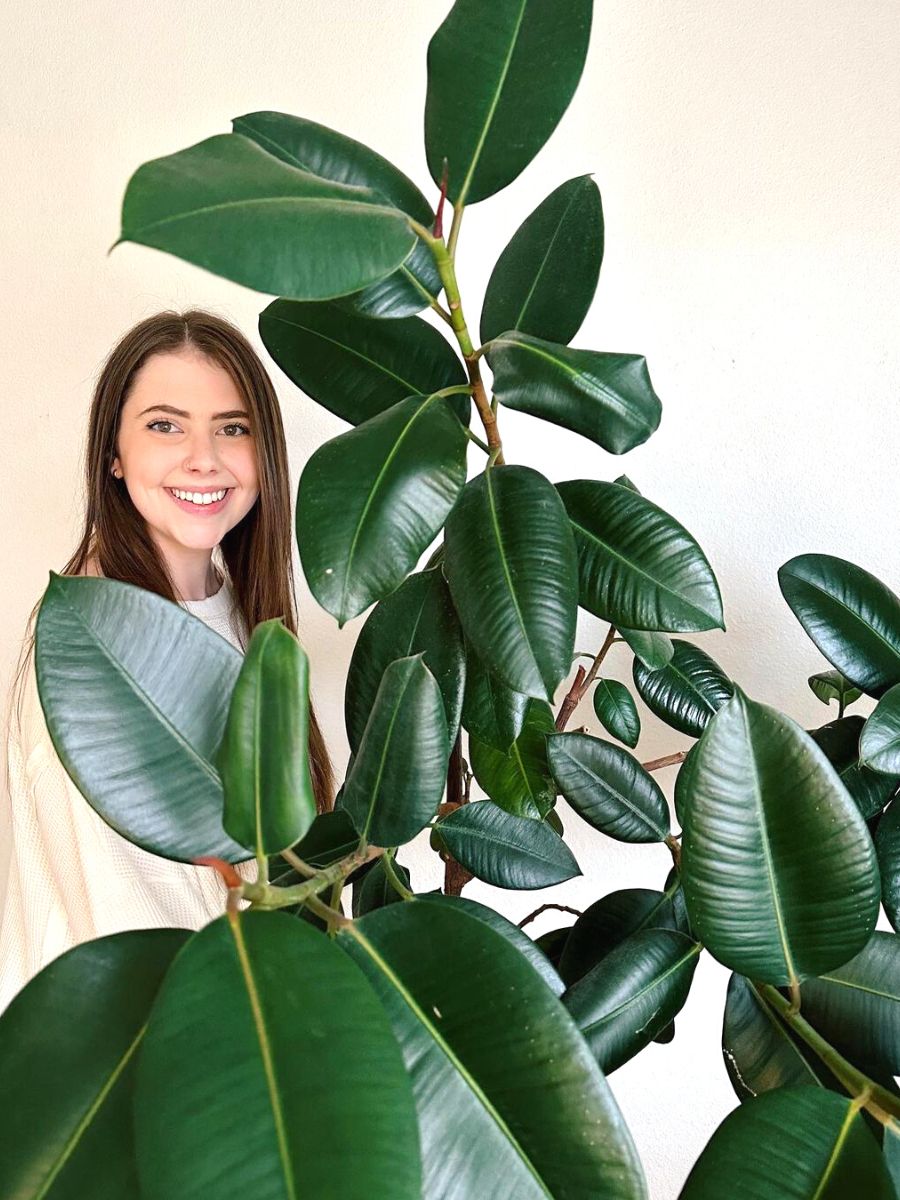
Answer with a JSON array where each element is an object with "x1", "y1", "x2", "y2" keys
[{"x1": 166, "y1": 487, "x2": 233, "y2": 515}]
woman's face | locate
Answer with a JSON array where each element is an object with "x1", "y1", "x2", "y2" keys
[{"x1": 112, "y1": 348, "x2": 260, "y2": 559}]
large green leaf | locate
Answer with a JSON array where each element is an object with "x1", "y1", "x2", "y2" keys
[
  {"x1": 618, "y1": 626, "x2": 675, "y2": 669},
  {"x1": 876, "y1": 799, "x2": 900, "y2": 930},
  {"x1": 425, "y1": 0, "x2": 593, "y2": 206},
  {"x1": 801, "y1": 931, "x2": 900, "y2": 1075},
  {"x1": 461, "y1": 638, "x2": 530, "y2": 752},
  {"x1": 414, "y1": 892, "x2": 564, "y2": 995},
  {"x1": 469, "y1": 698, "x2": 556, "y2": 818},
  {"x1": 134, "y1": 912, "x2": 420, "y2": 1200},
  {"x1": 345, "y1": 567, "x2": 465, "y2": 754},
  {"x1": 297, "y1": 392, "x2": 467, "y2": 625},
  {"x1": 233, "y1": 109, "x2": 440, "y2": 316},
  {"x1": 444, "y1": 465, "x2": 578, "y2": 701},
  {"x1": 557, "y1": 480, "x2": 724, "y2": 633},
  {"x1": 114, "y1": 132, "x2": 417, "y2": 301},
  {"x1": 559, "y1": 887, "x2": 680, "y2": 986},
  {"x1": 809, "y1": 715, "x2": 900, "y2": 821},
  {"x1": 722, "y1": 974, "x2": 836, "y2": 1103},
  {"x1": 352, "y1": 856, "x2": 411, "y2": 917},
  {"x1": 216, "y1": 620, "x2": 315, "y2": 857},
  {"x1": 480, "y1": 175, "x2": 603, "y2": 345},
  {"x1": 778, "y1": 553, "x2": 900, "y2": 698},
  {"x1": 861, "y1": 683, "x2": 900, "y2": 774},
  {"x1": 592, "y1": 678, "x2": 641, "y2": 748},
  {"x1": 436, "y1": 800, "x2": 580, "y2": 889},
  {"x1": 340, "y1": 902, "x2": 647, "y2": 1199},
  {"x1": 487, "y1": 333, "x2": 661, "y2": 454},
  {"x1": 340, "y1": 655, "x2": 449, "y2": 848},
  {"x1": 0, "y1": 929, "x2": 188, "y2": 1199},
  {"x1": 678, "y1": 1087, "x2": 894, "y2": 1199},
  {"x1": 259, "y1": 299, "x2": 466, "y2": 426},
  {"x1": 547, "y1": 732, "x2": 670, "y2": 843},
  {"x1": 35, "y1": 573, "x2": 250, "y2": 863},
  {"x1": 632, "y1": 639, "x2": 733, "y2": 737},
  {"x1": 563, "y1": 929, "x2": 700, "y2": 1073},
  {"x1": 680, "y1": 688, "x2": 881, "y2": 985}
]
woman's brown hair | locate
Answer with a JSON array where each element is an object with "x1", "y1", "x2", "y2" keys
[{"x1": 9, "y1": 308, "x2": 334, "y2": 813}]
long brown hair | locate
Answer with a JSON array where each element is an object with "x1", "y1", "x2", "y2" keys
[{"x1": 9, "y1": 308, "x2": 334, "y2": 813}]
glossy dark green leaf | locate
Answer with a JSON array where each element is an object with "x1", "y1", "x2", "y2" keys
[
  {"x1": 216, "y1": 620, "x2": 315, "y2": 856},
  {"x1": 800, "y1": 932, "x2": 900, "y2": 1076},
  {"x1": 425, "y1": 0, "x2": 593, "y2": 206},
  {"x1": 414, "y1": 892, "x2": 565, "y2": 995},
  {"x1": 633, "y1": 639, "x2": 734, "y2": 737},
  {"x1": 480, "y1": 175, "x2": 603, "y2": 345},
  {"x1": 437, "y1": 800, "x2": 579, "y2": 890},
  {"x1": 259, "y1": 299, "x2": 466, "y2": 426},
  {"x1": 592, "y1": 678, "x2": 641, "y2": 747},
  {"x1": 35, "y1": 573, "x2": 249, "y2": 863},
  {"x1": 678, "y1": 1087, "x2": 894, "y2": 1199},
  {"x1": 0, "y1": 929, "x2": 188, "y2": 1199},
  {"x1": 283, "y1": 809, "x2": 360, "y2": 869},
  {"x1": 861, "y1": 683, "x2": 900, "y2": 775},
  {"x1": 885, "y1": 1125, "x2": 900, "y2": 1194},
  {"x1": 618, "y1": 625, "x2": 675, "y2": 669},
  {"x1": 779, "y1": 553, "x2": 900, "y2": 698},
  {"x1": 722, "y1": 974, "x2": 836, "y2": 1103},
  {"x1": 809, "y1": 668, "x2": 862, "y2": 710},
  {"x1": 340, "y1": 902, "x2": 647, "y2": 1199},
  {"x1": 297, "y1": 392, "x2": 468, "y2": 625},
  {"x1": 115, "y1": 133, "x2": 416, "y2": 301},
  {"x1": 876, "y1": 799, "x2": 900, "y2": 930},
  {"x1": 345, "y1": 567, "x2": 465, "y2": 754},
  {"x1": 445, "y1": 466, "x2": 578, "y2": 702},
  {"x1": 487, "y1": 333, "x2": 662, "y2": 454},
  {"x1": 353, "y1": 857, "x2": 411, "y2": 917},
  {"x1": 680, "y1": 688, "x2": 881, "y2": 985},
  {"x1": 559, "y1": 887, "x2": 679, "y2": 987},
  {"x1": 461, "y1": 638, "x2": 529, "y2": 752},
  {"x1": 233, "y1": 109, "x2": 440, "y2": 315},
  {"x1": 558, "y1": 480, "x2": 724, "y2": 633},
  {"x1": 134, "y1": 912, "x2": 420, "y2": 1200},
  {"x1": 564, "y1": 929, "x2": 700, "y2": 1073},
  {"x1": 547, "y1": 731, "x2": 669, "y2": 842},
  {"x1": 534, "y1": 927, "x2": 572, "y2": 974},
  {"x1": 673, "y1": 741, "x2": 700, "y2": 825},
  {"x1": 469, "y1": 699, "x2": 556, "y2": 818},
  {"x1": 341, "y1": 655, "x2": 449, "y2": 847},
  {"x1": 810, "y1": 716, "x2": 900, "y2": 822}
]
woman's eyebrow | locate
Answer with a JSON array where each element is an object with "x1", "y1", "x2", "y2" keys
[{"x1": 137, "y1": 403, "x2": 250, "y2": 419}]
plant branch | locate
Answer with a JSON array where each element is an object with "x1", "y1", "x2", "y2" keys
[
  {"x1": 517, "y1": 903, "x2": 582, "y2": 930},
  {"x1": 279, "y1": 848, "x2": 317, "y2": 878},
  {"x1": 382, "y1": 852, "x2": 414, "y2": 901},
  {"x1": 643, "y1": 750, "x2": 689, "y2": 772},
  {"x1": 241, "y1": 843, "x2": 381, "y2": 911},
  {"x1": 755, "y1": 981, "x2": 900, "y2": 1126},
  {"x1": 304, "y1": 891, "x2": 351, "y2": 930},
  {"x1": 556, "y1": 624, "x2": 617, "y2": 730}
]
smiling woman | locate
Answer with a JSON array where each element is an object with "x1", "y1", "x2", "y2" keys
[{"x1": 0, "y1": 310, "x2": 334, "y2": 1008}]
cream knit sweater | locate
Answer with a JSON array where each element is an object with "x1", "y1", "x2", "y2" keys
[{"x1": 0, "y1": 574, "x2": 257, "y2": 1013}]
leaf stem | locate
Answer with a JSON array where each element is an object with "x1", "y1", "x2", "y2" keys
[
  {"x1": 304, "y1": 892, "x2": 351, "y2": 929},
  {"x1": 755, "y1": 981, "x2": 900, "y2": 1126},
  {"x1": 643, "y1": 750, "x2": 689, "y2": 772},
  {"x1": 447, "y1": 202, "x2": 464, "y2": 261},
  {"x1": 279, "y1": 847, "x2": 317, "y2": 878},
  {"x1": 382, "y1": 852, "x2": 414, "y2": 901}
]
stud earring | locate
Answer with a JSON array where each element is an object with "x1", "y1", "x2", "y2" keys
[{"x1": 112, "y1": 467, "x2": 122, "y2": 478}]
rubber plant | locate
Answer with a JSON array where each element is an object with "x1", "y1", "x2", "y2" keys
[{"x1": 2, "y1": 2, "x2": 899, "y2": 1197}]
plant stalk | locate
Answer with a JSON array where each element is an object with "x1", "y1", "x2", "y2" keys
[
  {"x1": 556, "y1": 624, "x2": 617, "y2": 730},
  {"x1": 755, "y1": 981, "x2": 900, "y2": 1126},
  {"x1": 241, "y1": 844, "x2": 380, "y2": 911}
]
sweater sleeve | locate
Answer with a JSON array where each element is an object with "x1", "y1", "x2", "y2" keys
[{"x1": 0, "y1": 648, "x2": 255, "y2": 1013}]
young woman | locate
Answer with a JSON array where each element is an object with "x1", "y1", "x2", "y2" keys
[{"x1": 0, "y1": 309, "x2": 333, "y2": 1009}]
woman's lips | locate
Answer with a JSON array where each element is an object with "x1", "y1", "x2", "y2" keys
[{"x1": 166, "y1": 487, "x2": 233, "y2": 515}]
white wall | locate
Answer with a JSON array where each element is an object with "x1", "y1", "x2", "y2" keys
[{"x1": 3, "y1": 2, "x2": 899, "y2": 1194}]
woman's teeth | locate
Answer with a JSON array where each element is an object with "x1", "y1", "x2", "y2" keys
[{"x1": 169, "y1": 488, "x2": 228, "y2": 506}]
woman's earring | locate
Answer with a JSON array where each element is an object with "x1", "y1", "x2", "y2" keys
[{"x1": 112, "y1": 467, "x2": 122, "y2": 478}]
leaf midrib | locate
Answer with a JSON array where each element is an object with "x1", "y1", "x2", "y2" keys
[
  {"x1": 555, "y1": 743, "x2": 666, "y2": 840},
  {"x1": 579, "y1": 941, "x2": 700, "y2": 1032},
  {"x1": 347, "y1": 926, "x2": 554, "y2": 1198}
]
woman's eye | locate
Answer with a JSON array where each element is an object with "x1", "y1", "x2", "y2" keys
[
  {"x1": 147, "y1": 419, "x2": 176, "y2": 433},
  {"x1": 222, "y1": 423, "x2": 251, "y2": 437}
]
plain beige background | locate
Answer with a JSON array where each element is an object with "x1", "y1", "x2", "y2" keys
[{"x1": 3, "y1": 1, "x2": 899, "y2": 1195}]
